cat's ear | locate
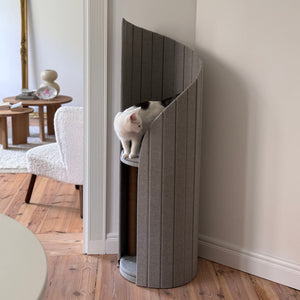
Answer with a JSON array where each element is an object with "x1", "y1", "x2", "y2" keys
[
  {"x1": 130, "y1": 113, "x2": 137, "y2": 121},
  {"x1": 129, "y1": 107, "x2": 141, "y2": 122}
]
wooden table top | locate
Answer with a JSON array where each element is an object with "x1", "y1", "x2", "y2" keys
[
  {"x1": 3, "y1": 95, "x2": 72, "y2": 106},
  {"x1": 0, "y1": 213, "x2": 47, "y2": 300},
  {"x1": 0, "y1": 107, "x2": 33, "y2": 117}
]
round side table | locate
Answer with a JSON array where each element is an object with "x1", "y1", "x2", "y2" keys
[
  {"x1": 3, "y1": 95, "x2": 72, "y2": 141},
  {"x1": 0, "y1": 107, "x2": 34, "y2": 149},
  {"x1": 0, "y1": 213, "x2": 47, "y2": 300}
]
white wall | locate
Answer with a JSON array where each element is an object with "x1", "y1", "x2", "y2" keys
[
  {"x1": 106, "y1": 0, "x2": 197, "y2": 237},
  {"x1": 196, "y1": 0, "x2": 300, "y2": 288},
  {"x1": 0, "y1": 0, "x2": 83, "y2": 106}
]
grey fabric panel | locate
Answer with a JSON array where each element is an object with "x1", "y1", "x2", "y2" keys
[
  {"x1": 184, "y1": 47, "x2": 193, "y2": 89},
  {"x1": 173, "y1": 92, "x2": 188, "y2": 287},
  {"x1": 141, "y1": 30, "x2": 152, "y2": 101},
  {"x1": 148, "y1": 117, "x2": 163, "y2": 287},
  {"x1": 121, "y1": 19, "x2": 204, "y2": 288},
  {"x1": 122, "y1": 21, "x2": 133, "y2": 109},
  {"x1": 174, "y1": 43, "x2": 184, "y2": 95},
  {"x1": 136, "y1": 132, "x2": 149, "y2": 286},
  {"x1": 160, "y1": 104, "x2": 176, "y2": 288},
  {"x1": 151, "y1": 33, "x2": 164, "y2": 100},
  {"x1": 192, "y1": 52, "x2": 200, "y2": 82},
  {"x1": 132, "y1": 26, "x2": 143, "y2": 104},
  {"x1": 184, "y1": 82, "x2": 197, "y2": 282},
  {"x1": 192, "y1": 70, "x2": 203, "y2": 277},
  {"x1": 162, "y1": 37, "x2": 175, "y2": 99}
]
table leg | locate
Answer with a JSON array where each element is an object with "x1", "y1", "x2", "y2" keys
[
  {"x1": 23, "y1": 105, "x2": 30, "y2": 136},
  {"x1": 47, "y1": 104, "x2": 61, "y2": 135},
  {"x1": 0, "y1": 117, "x2": 8, "y2": 149},
  {"x1": 22, "y1": 105, "x2": 30, "y2": 136},
  {"x1": 12, "y1": 114, "x2": 29, "y2": 145},
  {"x1": 39, "y1": 106, "x2": 45, "y2": 141}
]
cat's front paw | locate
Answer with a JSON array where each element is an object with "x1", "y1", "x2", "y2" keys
[
  {"x1": 122, "y1": 152, "x2": 129, "y2": 159},
  {"x1": 129, "y1": 153, "x2": 138, "y2": 159}
]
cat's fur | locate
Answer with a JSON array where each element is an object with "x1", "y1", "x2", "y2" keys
[{"x1": 114, "y1": 101, "x2": 165, "y2": 159}]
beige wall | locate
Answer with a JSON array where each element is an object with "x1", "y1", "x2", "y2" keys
[
  {"x1": 106, "y1": 0, "x2": 197, "y2": 234},
  {"x1": 196, "y1": 0, "x2": 300, "y2": 287}
]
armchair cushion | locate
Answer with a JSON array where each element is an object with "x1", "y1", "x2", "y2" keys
[
  {"x1": 26, "y1": 106, "x2": 83, "y2": 185},
  {"x1": 26, "y1": 143, "x2": 67, "y2": 182}
]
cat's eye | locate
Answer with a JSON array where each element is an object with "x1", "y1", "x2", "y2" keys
[{"x1": 138, "y1": 125, "x2": 141, "y2": 127}]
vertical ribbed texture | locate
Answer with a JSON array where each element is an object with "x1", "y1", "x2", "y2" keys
[
  {"x1": 184, "y1": 47, "x2": 193, "y2": 89},
  {"x1": 136, "y1": 132, "x2": 149, "y2": 286},
  {"x1": 173, "y1": 93, "x2": 188, "y2": 287},
  {"x1": 132, "y1": 26, "x2": 142, "y2": 104},
  {"x1": 185, "y1": 82, "x2": 197, "y2": 282},
  {"x1": 174, "y1": 43, "x2": 184, "y2": 95},
  {"x1": 162, "y1": 38, "x2": 175, "y2": 99},
  {"x1": 160, "y1": 103, "x2": 176, "y2": 287},
  {"x1": 148, "y1": 118, "x2": 163, "y2": 287},
  {"x1": 193, "y1": 71, "x2": 204, "y2": 277},
  {"x1": 121, "y1": 19, "x2": 203, "y2": 288},
  {"x1": 141, "y1": 30, "x2": 152, "y2": 100},
  {"x1": 151, "y1": 33, "x2": 164, "y2": 100}
]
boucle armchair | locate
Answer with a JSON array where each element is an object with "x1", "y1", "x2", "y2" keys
[{"x1": 25, "y1": 106, "x2": 84, "y2": 217}]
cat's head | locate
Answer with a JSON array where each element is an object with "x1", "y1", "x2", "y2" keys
[{"x1": 125, "y1": 107, "x2": 143, "y2": 133}]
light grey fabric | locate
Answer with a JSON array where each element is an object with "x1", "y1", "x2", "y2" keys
[{"x1": 120, "y1": 19, "x2": 203, "y2": 289}]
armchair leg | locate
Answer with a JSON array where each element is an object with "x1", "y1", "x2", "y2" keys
[
  {"x1": 79, "y1": 185, "x2": 83, "y2": 219},
  {"x1": 25, "y1": 174, "x2": 37, "y2": 204}
]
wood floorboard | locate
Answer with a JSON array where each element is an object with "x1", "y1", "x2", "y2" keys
[{"x1": 0, "y1": 173, "x2": 299, "y2": 299}]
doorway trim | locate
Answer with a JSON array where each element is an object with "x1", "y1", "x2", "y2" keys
[{"x1": 83, "y1": 0, "x2": 108, "y2": 254}]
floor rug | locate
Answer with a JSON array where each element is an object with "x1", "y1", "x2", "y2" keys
[{"x1": 0, "y1": 127, "x2": 55, "y2": 173}]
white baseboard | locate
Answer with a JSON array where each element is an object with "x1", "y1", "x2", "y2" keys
[
  {"x1": 85, "y1": 233, "x2": 300, "y2": 289},
  {"x1": 84, "y1": 240, "x2": 106, "y2": 254},
  {"x1": 105, "y1": 233, "x2": 119, "y2": 254},
  {"x1": 198, "y1": 234, "x2": 300, "y2": 290},
  {"x1": 84, "y1": 233, "x2": 119, "y2": 255}
]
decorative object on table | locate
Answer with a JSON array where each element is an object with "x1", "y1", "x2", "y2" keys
[
  {"x1": 0, "y1": 103, "x2": 11, "y2": 110},
  {"x1": 36, "y1": 86, "x2": 58, "y2": 100},
  {"x1": 15, "y1": 89, "x2": 38, "y2": 100},
  {"x1": 40, "y1": 69, "x2": 60, "y2": 95},
  {"x1": 10, "y1": 102, "x2": 24, "y2": 112}
]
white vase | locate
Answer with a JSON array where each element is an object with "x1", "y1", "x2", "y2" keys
[{"x1": 40, "y1": 69, "x2": 60, "y2": 95}]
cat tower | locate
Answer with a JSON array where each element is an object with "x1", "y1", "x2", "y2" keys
[{"x1": 119, "y1": 19, "x2": 203, "y2": 288}]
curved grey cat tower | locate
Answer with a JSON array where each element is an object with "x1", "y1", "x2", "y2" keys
[{"x1": 119, "y1": 19, "x2": 203, "y2": 288}]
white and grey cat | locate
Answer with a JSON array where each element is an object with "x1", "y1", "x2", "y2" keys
[{"x1": 114, "y1": 100, "x2": 167, "y2": 159}]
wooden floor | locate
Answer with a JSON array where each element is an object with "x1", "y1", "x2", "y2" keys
[{"x1": 0, "y1": 173, "x2": 299, "y2": 299}]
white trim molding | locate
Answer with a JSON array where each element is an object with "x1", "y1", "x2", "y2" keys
[
  {"x1": 83, "y1": 0, "x2": 108, "y2": 254},
  {"x1": 105, "y1": 232, "x2": 119, "y2": 254},
  {"x1": 198, "y1": 234, "x2": 300, "y2": 290},
  {"x1": 86, "y1": 233, "x2": 118, "y2": 255}
]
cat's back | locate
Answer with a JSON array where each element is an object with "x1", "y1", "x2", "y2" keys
[
  {"x1": 136, "y1": 101, "x2": 164, "y2": 125},
  {"x1": 113, "y1": 111, "x2": 125, "y2": 134}
]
